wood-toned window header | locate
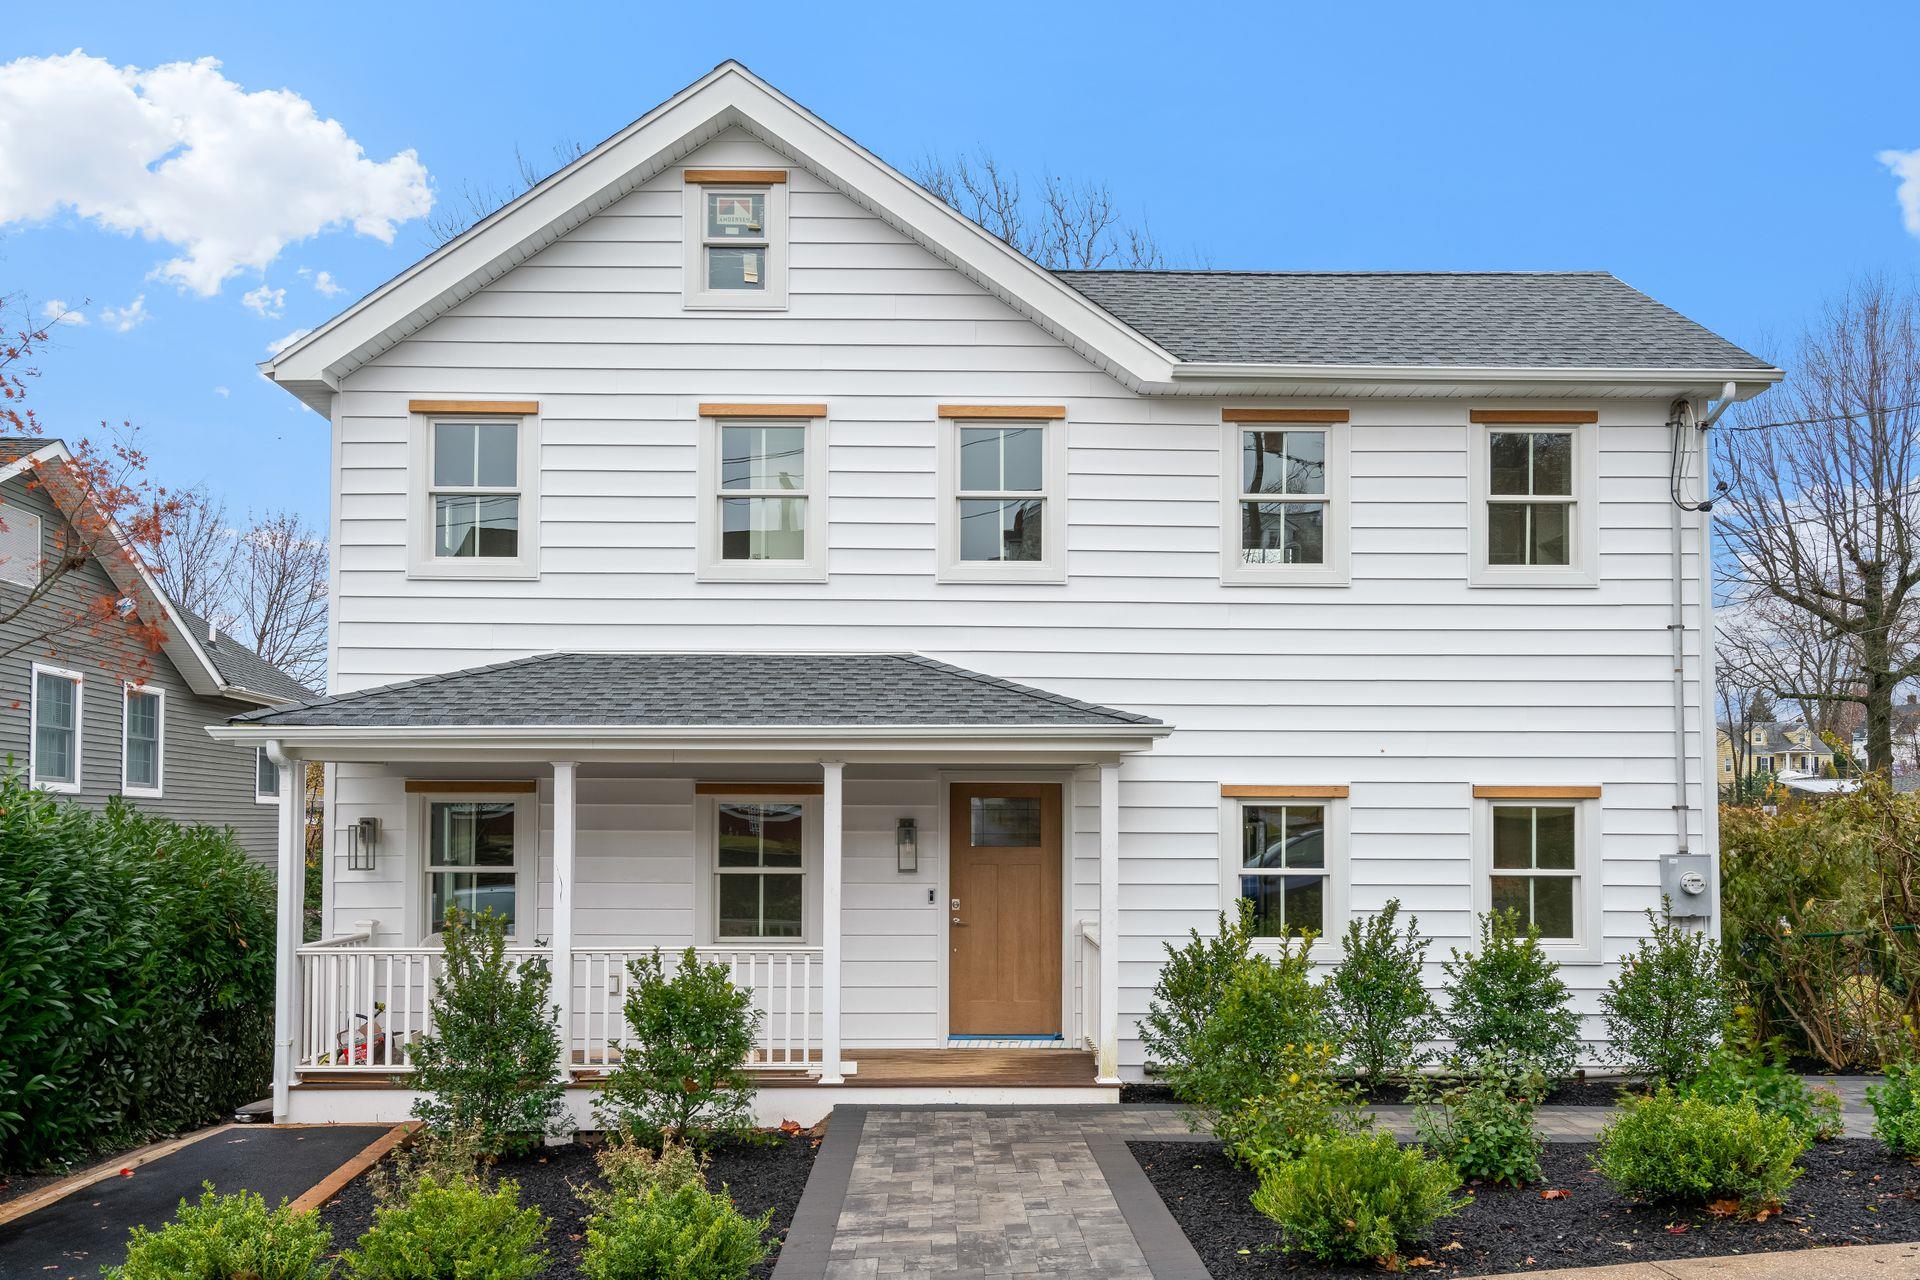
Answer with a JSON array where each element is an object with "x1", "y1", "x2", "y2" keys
[
  {"x1": 937, "y1": 405, "x2": 1067, "y2": 420},
  {"x1": 697, "y1": 403, "x2": 827, "y2": 419},
  {"x1": 684, "y1": 168, "x2": 788, "y2": 185},
  {"x1": 694, "y1": 781, "x2": 825, "y2": 796},
  {"x1": 1473, "y1": 785, "x2": 1603, "y2": 799},
  {"x1": 409, "y1": 400, "x2": 539, "y2": 416},
  {"x1": 1221, "y1": 784, "x2": 1350, "y2": 799},
  {"x1": 1469, "y1": 410, "x2": 1598, "y2": 425},
  {"x1": 405, "y1": 779, "x2": 539, "y2": 794},
  {"x1": 1222, "y1": 408, "x2": 1350, "y2": 424}
]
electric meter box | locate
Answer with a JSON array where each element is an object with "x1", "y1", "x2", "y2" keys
[{"x1": 1660, "y1": 853, "x2": 1713, "y2": 919}]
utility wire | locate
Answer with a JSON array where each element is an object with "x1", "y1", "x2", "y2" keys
[{"x1": 1715, "y1": 400, "x2": 1920, "y2": 432}]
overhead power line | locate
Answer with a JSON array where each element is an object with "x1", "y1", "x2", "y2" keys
[{"x1": 1717, "y1": 401, "x2": 1920, "y2": 432}]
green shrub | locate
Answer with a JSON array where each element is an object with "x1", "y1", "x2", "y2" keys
[
  {"x1": 1251, "y1": 1132, "x2": 1465, "y2": 1266},
  {"x1": 1867, "y1": 1058, "x2": 1920, "y2": 1158},
  {"x1": 1442, "y1": 911, "x2": 1581, "y2": 1081},
  {"x1": 1139, "y1": 899, "x2": 1258, "y2": 1074},
  {"x1": 104, "y1": 1185, "x2": 331, "y2": 1280},
  {"x1": 594, "y1": 949, "x2": 760, "y2": 1142},
  {"x1": 1410, "y1": 1069, "x2": 1544, "y2": 1186},
  {"x1": 409, "y1": 909, "x2": 566, "y2": 1158},
  {"x1": 1165, "y1": 940, "x2": 1329, "y2": 1130},
  {"x1": 341, "y1": 1174, "x2": 549, "y2": 1279},
  {"x1": 581, "y1": 1179, "x2": 770, "y2": 1280},
  {"x1": 1601, "y1": 907, "x2": 1728, "y2": 1086},
  {"x1": 589, "y1": 1134, "x2": 710, "y2": 1205},
  {"x1": 367, "y1": 1125, "x2": 488, "y2": 1208},
  {"x1": 1594, "y1": 1090, "x2": 1806, "y2": 1214},
  {"x1": 1216, "y1": 1042, "x2": 1367, "y2": 1172},
  {"x1": 1687, "y1": 1014, "x2": 1844, "y2": 1143},
  {"x1": 0, "y1": 778, "x2": 275, "y2": 1171},
  {"x1": 1326, "y1": 900, "x2": 1437, "y2": 1082}
]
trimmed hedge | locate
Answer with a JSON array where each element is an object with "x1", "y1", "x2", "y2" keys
[{"x1": 0, "y1": 771, "x2": 275, "y2": 1170}]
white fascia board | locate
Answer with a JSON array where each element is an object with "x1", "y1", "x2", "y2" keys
[
  {"x1": 0, "y1": 442, "x2": 71, "y2": 486},
  {"x1": 1166, "y1": 363, "x2": 1784, "y2": 399},
  {"x1": 262, "y1": 63, "x2": 1179, "y2": 403}
]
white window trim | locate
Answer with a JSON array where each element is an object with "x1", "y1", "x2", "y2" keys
[
  {"x1": 254, "y1": 746, "x2": 281, "y2": 805},
  {"x1": 693, "y1": 793, "x2": 822, "y2": 946},
  {"x1": 121, "y1": 681, "x2": 164, "y2": 798},
  {"x1": 1470, "y1": 794, "x2": 1603, "y2": 963},
  {"x1": 696, "y1": 412, "x2": 829, "y2": 582},
  {"x1": 936, "y1": 415, "x2": 1068, "y2": 584},
  {"x1": 1468, "y1": 418, "x2": 1599, "y2": 588},
  {"x1": 29, "y1": 662, "x2": 83, "y2": 794},
  {"x1": 404, "y1": 791, "x2": 538, "y2": 946},
  {"x1": 1218, "y1": 793, "x2": 1349, "y2": 965},
  {"x1": 1219, "y1": 419, "x2": 1350, "y2": 587},
  {"x1": 682, "y1": 179, "x2": 789, "y2": 310},
  {"x1": 406, "y1": 408, "x2": 541, "y2": 580},
  {"x1": 0, "y1": 504, "x2": 43, "y2": 589}
]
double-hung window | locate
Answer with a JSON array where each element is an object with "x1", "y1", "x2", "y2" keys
[
  {"x1": 1220, "y1": 786, "x2": 1347, "y2": 952},
  {"x1": 683, "y1": 170, "x2": 788, "y2": 308},
  {"x1": 1474, "y1": 786, "x2": 1600, "y2": 957},
  {"x1": 30, "y1": 664, "x2": 82, "y2": 793},
  {"x1": 424, "y1": 798, "x2": 525, "y2": 936},
  {"x1": 408, "y1": 401, "x2": 539, "y2": 579},
  {"x1": 937, "y1": 407, "x2": 1066, "y2": 582},
  {"x1": 714, "y1": 801, "x2": 806, "y2": 941},
  {"x1": 697, "y1": 407, "x2": 827, "y2": 580},
  {"x1": 122, "y1": 682, "x2": 163, "y2": 797},
  {"x1": 1469, "y1": 410, "x2": 1598, "y2": 587},
  {"x1": 1220, "y1": 410, "x2": 1349, "y2": 585}
]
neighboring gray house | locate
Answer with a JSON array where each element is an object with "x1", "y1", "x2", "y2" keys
[{"x1": 0, "y1": 439, "x2": 312, "y2": 860}]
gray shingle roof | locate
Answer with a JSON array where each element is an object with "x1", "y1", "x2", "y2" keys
[
  {"x1": 1053, "y1": 271, "x2": 1774, "y2": 371},
  {"x1": 234, "y1": 652, "x2": 1159, "y2": 728},
  {"x1": 171, "y1": 600, "x2": 316, "y2": 702}
]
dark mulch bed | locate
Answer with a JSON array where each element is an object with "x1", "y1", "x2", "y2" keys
[
  {"x1": 1130, "y1": 1139, "x2": 1920, "y2": 1276},
  {"x1": 317, "y1": 1133, "x2": 818, "y2": 1279},
  {"x1": 1121, "y1": 1079, "x2": 1634, "y2": 1107}
]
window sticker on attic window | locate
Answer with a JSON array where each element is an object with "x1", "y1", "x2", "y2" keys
[{"x1": 704, "y1": 191, "x2": 768, "y2": 291}]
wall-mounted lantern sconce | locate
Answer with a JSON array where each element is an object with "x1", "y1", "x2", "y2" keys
[
  {"x1": 344, "y1": 816, "x2": 381, "y2": 871},
  {"x1": 896, "y1": 817, "x2": 918, "y2": 873}
]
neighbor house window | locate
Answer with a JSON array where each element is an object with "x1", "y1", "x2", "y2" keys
[
  {"x1": 426, "y1": 800, "x2": 522, "y2": 935},
  {"x1": 122, "y1": 683, "x2": 163, "y2": 797},
  {"x1": 683, "y1": 171, "x2": 788, "y2": 308},
  {"x1": 1475, "y1": 787, "x2": 1599, "y2": 956},
  {"x1": 30, "y1": 664, "x2": 82, "y2": 793},
  {"x1": 697, "y1": 408, "x2": 827, "y2": 580},
  {"x1": 255, "y1": 747, "x2": 280, "y2": 803},
  {"x1": 937, "y1": 409, "x2": 1067, "y2": 582},
  {"x1": 1220, "y1": 412, "x2": 1349, "y2": 585},
  {"x1": 1469, "y1": 411, "x2": 1598, "y2": 587},
  {"x1": 714, "y1": 801, "x2": 805, "y2": 940},
  {"x1": 0, "y1": 502, "x2": 42, "y2": 588},
  {"x1": 407, "y1": 402, "x2": 540, "y2": 579}
]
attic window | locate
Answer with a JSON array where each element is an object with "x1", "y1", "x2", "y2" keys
[{"x1": 684, "y1": 170, "x2": 788, "y2": 309}]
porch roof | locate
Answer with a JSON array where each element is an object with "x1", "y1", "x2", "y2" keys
[{"x1": 214, "y1": 652, "x2": 1168, "y2": 761}]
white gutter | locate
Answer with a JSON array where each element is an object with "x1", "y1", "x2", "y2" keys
[
  {"x1": 210, "y1": 721, "x2": 1172, "y2": 746},
  {"x1": 1169, "y1": 362, "x2": 1784, "y2": 388}
]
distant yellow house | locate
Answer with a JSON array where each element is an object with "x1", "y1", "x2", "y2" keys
[{"x1": 1717, "y1": 720, "x2": 1835, "y2": 782}]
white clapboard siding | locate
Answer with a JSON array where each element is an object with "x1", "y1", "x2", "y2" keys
[{"x1": 320, "y1": 127, "x2": 1711, "y2": 1070}]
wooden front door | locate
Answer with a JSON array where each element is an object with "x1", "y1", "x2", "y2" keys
[{"x1": 948, "y1": 783, "x2": 1062, "y2": 1035}]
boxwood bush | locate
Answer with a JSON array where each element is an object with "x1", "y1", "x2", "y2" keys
[
  {"x1": 1594, "y1": 1090, "x2": 1806, "y2": 1215},
  {"x1": 0, "y1": 773, "x2": 275, "y2": 1170}
]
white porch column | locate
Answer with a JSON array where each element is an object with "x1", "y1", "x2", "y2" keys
[
  {"x1": 551, "y1": 762, "x2": 577, "y2": 1088},
  {"x1": 269, "y1": 742, "x2": 303, "y2": 1122},
  {"x1": 1097, "y1": 761, "x2": 1122, "y2": 1084},
  {"x1": 820, "y1": 760, "x2": 845, "y2": 1084}
]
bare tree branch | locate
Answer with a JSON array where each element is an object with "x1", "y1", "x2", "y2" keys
[
  {"x1": 910, "y1": 149, "x2": 1169, "y2": 269},
  {"x1": 424, "y1": 140, "x2": 586, "y2": 248}
]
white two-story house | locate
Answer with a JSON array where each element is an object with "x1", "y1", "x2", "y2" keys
[{"x1": 222, "y1": 63, "x2": 1780, "y2": 1125}]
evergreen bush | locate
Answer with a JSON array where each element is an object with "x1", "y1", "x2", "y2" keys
[
  {"x1": 580, "y1": 1179, "x2": 770, "y2": 1280},
  {"x1": 104, "y1": 1185, "x2": 330, "y2": 1280},
  {"x1": 1867, "y1": 1055, "x2": 1920, "y2": 1158},
  {"x1": 1600, "y1": 907, "x2": 1728, "y2": 1087},
  {"x1": 1410, "y1": 1068, "x2": 1544, "y2": 1186},
  {"x1": 1165, "y1": 939, "x2": 1329, "y2": 1131},
  {"x1": 1441, "y1": 910, "x2": 1581, "y2": 1081},
  {"x1": 1325, "y1": 900, "x2": 1437, "y2": 1081},
  {"x1": 1686, "y1": 1010, "x2": 1844, "y2": 1143},
  {"x1": 340, "y1": 1175, "x2": 549, "y2": 1280},
  {"x1": 1216, "y1": 1041, "x2": 1368, "y2": 1172},
  {"x1": 1251, "y1": 1132, "x2": 1465, "y2": 1266},
  {"x1": 1139, "y1": 899, "x2": 1258, "y2": 1074},
  {"x1": 593, "y1": 948, "x2": 760, "y2": 1142},
  {"x1": 1594, "y1": 1090, "x2": 1805, "y2": 1215}
]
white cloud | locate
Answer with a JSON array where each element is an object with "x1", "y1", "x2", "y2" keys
[
  {"x1": 1880, "y1": 147, "x2": 1920, "y2": 237},
  {"x1": 213, "y1": 385, "x2": 230, "y2": 397},
  {"x1": 0, "y1": 50, "x2": 433, "y2": 296},
  {"x1": 266, "y1": 327, "x2": 311, "y2": 356},
  {"x1": 299, "y1": 267, "x2": 344, "y2": 297},
  {"x1": 242, "y1": 283, "x2": 285, "y2": 317},
  {"x1": 40, "y1": 299, "x2": 85, "y2": 326},
  {"x1": 98, "y1": 294, "x2": 147, "y2": 332}
]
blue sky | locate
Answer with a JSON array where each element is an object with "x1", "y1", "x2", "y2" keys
[{"x1": 5, "y1": 1, "x2": 1919, "y2": 533}]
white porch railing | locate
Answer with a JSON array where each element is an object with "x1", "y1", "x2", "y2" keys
[
  {"x1": 1073, "y1": 920, "x2": 1101, "y2": 1053},
  {"x1": 294, "y1": 941, "x2": 823, "y2": 1075},
  {"x1": 573, "y1": 947, "x2": 822, "y2": 1072}
]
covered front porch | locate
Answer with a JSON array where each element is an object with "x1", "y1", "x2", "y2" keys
[{"x1": 211, "y1": 652, "x2": 1168, "y2": 1125}]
